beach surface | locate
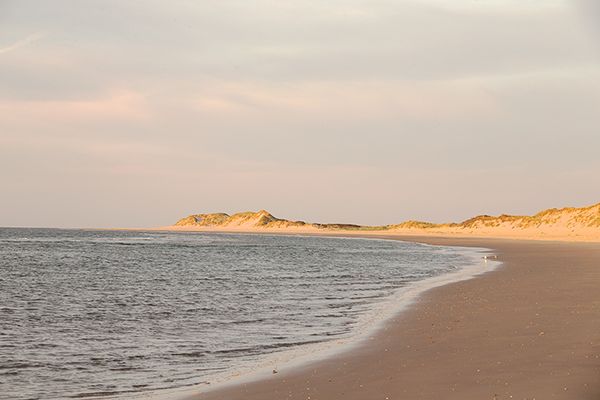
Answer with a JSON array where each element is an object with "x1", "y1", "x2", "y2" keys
[{"x1": 183, "y1": 236, "x2": 600, "y2": 400}]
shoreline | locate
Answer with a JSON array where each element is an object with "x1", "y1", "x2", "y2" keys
[
  {"x1": 152, "y1": 237, "x2": 499, "y2": 399},
  {"x1": 136, "y1": 233, "x2": 498, "y2": 400},
  {"x1": 156, "y1": 225, "x2": 600, "y2": 243},
  {"x1": 176, "y1": 234, "x2": 600, "y2": 400}
]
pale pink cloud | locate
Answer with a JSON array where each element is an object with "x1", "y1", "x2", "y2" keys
[
  {"x1": 0, "y1": 90, "x2": 150, "y2": 124},
  {"x1": 192, "y1": 79, "x2": 499, "y2": 121}
]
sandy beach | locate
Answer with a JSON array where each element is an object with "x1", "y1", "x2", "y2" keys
[
  {"x1": 4, "y1": 1, "x2": 599, "y2": 398},
  {"x1": 183, "y1": 236, "x2": 600, "y2": 400}
]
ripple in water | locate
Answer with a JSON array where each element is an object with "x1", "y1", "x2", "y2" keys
[{"x1": 0, "y1": 228, "x2": 476, "y2": 399}]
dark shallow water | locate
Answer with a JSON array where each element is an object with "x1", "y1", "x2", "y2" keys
[{"x1": 0, "y1": 229, "x2": 478, "y2": 399}]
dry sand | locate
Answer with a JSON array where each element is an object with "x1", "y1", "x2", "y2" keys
[{"x1": 182, "y1": 236, "x2": 600, "y2": 400}]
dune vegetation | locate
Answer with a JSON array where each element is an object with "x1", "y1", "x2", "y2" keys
[{"x1": 172, "y1": 202, "x2": 600, "y2": 241}]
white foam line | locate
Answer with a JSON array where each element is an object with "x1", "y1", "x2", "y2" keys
[{"x1": 132, "y1": 237, "x2": 501, "y2": 400}]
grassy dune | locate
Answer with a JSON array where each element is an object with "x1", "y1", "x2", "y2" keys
[{"x1": 172, "y1": 202, "x2": 600, "y2": 241}]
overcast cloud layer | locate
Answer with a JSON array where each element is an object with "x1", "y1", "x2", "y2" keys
[{"x1": 1, "y1": 0, "x2": 599, "y2": 228}]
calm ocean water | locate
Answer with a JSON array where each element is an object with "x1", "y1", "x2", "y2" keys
[{"x1": 0, "y1": 229, "x2": 484, "y2": 399}]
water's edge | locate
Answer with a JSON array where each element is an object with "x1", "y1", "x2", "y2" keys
[{"x1": 136, "y1": 234, "x2": 502, "y2": 400}]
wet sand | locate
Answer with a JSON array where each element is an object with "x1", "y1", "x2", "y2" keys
[{"x1": 184, "y1": 237, "x2": 600, "y2": 400}]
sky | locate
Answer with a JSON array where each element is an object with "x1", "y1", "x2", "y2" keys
[{"x1": 1, "y1": 0, "x2": 599, "y2": 228}]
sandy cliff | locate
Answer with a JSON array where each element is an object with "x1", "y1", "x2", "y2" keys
[{"x1": 169, "y1": 202, "x2": 600, "y2": 242}]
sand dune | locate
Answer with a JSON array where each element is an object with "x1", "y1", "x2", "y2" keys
[{"x1": 169, "y1": 202, "x2": 600, "y2": 242}]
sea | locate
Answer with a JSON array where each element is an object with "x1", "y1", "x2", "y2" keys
[{"x1": 0, "y1": 228, "x2": 493, "y2": 400}]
